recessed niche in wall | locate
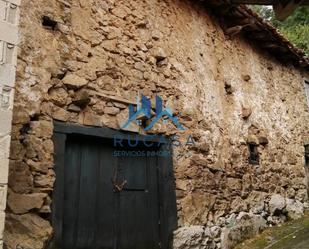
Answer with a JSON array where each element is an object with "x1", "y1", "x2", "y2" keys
[{"x1": 248, "y1": 143, "x2": 259, "y2": 165}]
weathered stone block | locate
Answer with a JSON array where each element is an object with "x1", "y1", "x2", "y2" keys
[
  {"x1": 12, "y1": 108, "x2": 30, "y2": 124},
  {"x1": 83, "y1": 112, "x2": 102, "y2": 127},
  {"x1": 68, "y1": 104, "x2": 81, "y2": 113},
  {"x1": 104, "y1": 106, "x2": 120, "y2": 115},
  {"x1": 0, "y1": 135, "x2": 10, "y2": 159},
  {"x1": 7, "y1": 192, "x2": 46, "y2": 214},
  {"x1": 221, "y1": 213, "x2": 267, "y2": 249},
  {"x1": 49, "y1": 87, "x2": 68, "y2": 107},
  {"x1": 242, "y1": 107, "x2": 252, "y2": 119},
  {"x1": 63, "y1": 73, "x2": 88, "y2": 89},
  {"x1": 0, "y1": 110, "x2": 12, "y2": 137},
  {"x1": 269, "y1": 194, "x2": 286, "y2": 215},
  {"x1": 34, "y1": 170, "x2": 55, "y2": 188},
  {"x1": 0, "y1": 21, "x2": 18, "y2": 45},
  {"x1": 72, "y1": 89, "x2": 90, "y2": 107},
  {"x1": 258, "y1": 136, "x2": 269, "y2": 145},
  {"x1": 0, "y1": 158, "x2": 8, "y2": 184},
  {"x1": 4, "y1": 213, "x2": 52, "y2": 249},
  {"x1": 0, "y1": 211, "x2": 4, "y2": 240},
  {"x1": 0, "y1": 65, "x2": 16, "y2": 87},
  {"x1": 29, "y1": 121, "x2": 53, "y2": 138},
  {"x1": 8, "y1": 161, "x2": 33, "y2": 193},
  {"x1": 285, "y1": 198, "x2": 304, "y2": 220},
  {"x1": 0, "y1": 185, "x2": 7, "y2": 211},
  {"x1": 2, "y1": 42, "x2": 17, "y2": 66},
  {"x1": 52, "y1": 106, "x2": 69, "y2": 121},
  {"x1": 247, "y1": 135, "x2": 258, "y2": 145},
  {"x1": 152, "y1": 47, "x2": 167, "y2": 61},
  {"x1": 26, "y1": 159, "x2": 49, "y2": 174},
  {"x1": 173, "y1": 226, "x2": 205, "y2": 249},
  {"x1": 0, "y1": 86, "x2": 14, "y2": 110},
  {"x1": 6, "y1": 1, "x2": 20, "y2": 25},
  {"x1": 9, "y1": 139, "x2": 25, "y2": 160}
]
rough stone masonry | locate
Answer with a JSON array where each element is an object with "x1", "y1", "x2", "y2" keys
[
  {"x1": 1, "y1": 0, "x2": 309, "y2": 249},
  {"x1": 0, "y1": 0, "x2": 20, "y2": 248}
]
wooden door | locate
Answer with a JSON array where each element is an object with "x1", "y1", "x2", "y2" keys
[{"x1": 52, "y1": 123, "x2": 177, "y2": 249}]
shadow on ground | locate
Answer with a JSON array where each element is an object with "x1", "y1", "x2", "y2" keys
[{"x1": 234, "y1": 211, "x2": 309, "y2": 249}]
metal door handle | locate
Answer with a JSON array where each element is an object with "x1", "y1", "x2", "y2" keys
[{"x1": 111, "y1": 169, "x2": 127, "y2": 192}]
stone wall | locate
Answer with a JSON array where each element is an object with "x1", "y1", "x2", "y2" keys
[
  {"x1": 3, "y1": 0, "x2": 309, "y2": 248},
  {"x1": 0, "y1": 0, "x2": 20, "y2": 248}
]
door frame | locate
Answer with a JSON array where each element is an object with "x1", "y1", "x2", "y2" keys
[{"x1": 52, "y1": 121, "x2": 178, "y2": 249}]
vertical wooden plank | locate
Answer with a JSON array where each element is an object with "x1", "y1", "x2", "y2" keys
[
  {"x1": 52, "y1": 133, "x2": 66, "y2": 247},
  {"x1": 117, "y1": 145, "x2": 160, "y2": 249},
  {"x1": 75, "y1": 137, "x2": 99, "y2": 248},
  {"x1": 62, "y1": 137, "x2": 82, "y2": 248},
  {"x1": 157, "y1": 144, "x2": 177, "y2": 249},
  {"x1": 94, "y1": 140, "x2": 115, "y2": 249},
  {"x1": 147, "y1": 152, "x2": 161, "y2": 249}
]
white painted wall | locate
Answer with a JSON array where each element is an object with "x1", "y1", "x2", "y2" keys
[{"x1": 0, "y1": 0, "x2": 20, "y2": 248}]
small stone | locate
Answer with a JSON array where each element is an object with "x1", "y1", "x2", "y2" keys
[
  {"x1": 247, "y1": 135, "x2": 259, "y2": 145},
  {"x1": 4, "y1": 213, "x2": 52, "y2": 249},
  {"x1": 52, "y1": 106, "x2": 69, "y2": 121},
  {"x1": 8, "y1": 161, "x2": 33, "y2": 193},
  {"x1": 101, "y1": 40, "x2": 118, "y2": 52},
  {"x1": 285, "y1": 198, "x2": 304, "y2": 220},
  {"x1": 63, "y1": 73, "x2": 88, "y2": 89},
  {"x1": 173, "y1": 226, "x2": 205, "y2": 249},
  {"x1": 210, "y1": 226, "x2": 221, "y2": 238},
  {"x1": 68, "y1": 104, "x2": 81, "y2": 113},
  {"x1": 34, "y1": 171, "x2": 55, "y2": 188},
  {"x1": 258, "y1": 136, "x2": 269, "y2": 145},
  {"x1": 106, "y1": 27, "x2": 122, "y2": 39},
  {"x1": 49, "y1": 88, "x2": 68, "y2": 107},
  {"x1": 111, "y1": 6, "x2": 129, "y2": 19},
  {"x1": 12, "y1": 109, "x2": 30, "y2": 125},
  {"x1": 97, "y1": 75, "x2": 114, "y2": 91},
  {"x1": 134, "y1": 62, "x2": 145, "y2": 72},
  {"x1": 29, "y1": 121, "x2": 53, "y2": 138},
  {"x1": 137, "y1": 44, "x2": 148, "y2": 52},
  {"x1": 104, "y1": 106, "x2": 120, "y2": 115},
  {"x1": 26, "y1": 159, "x2": 49, "y2": 174},
  {"x1": 242, "y1": 107, "x2": 252, "y2": 119},
  {"x1": 197, "y1": 142, "x2": 210, "y2": 154},
  {"x1": 83, "y1": 112, "x2": 102, "y2": 126},
  {"x1": 40, "y1": 102, "x2": 53, "y2": 116},
  {"x1": 8, "y1": 191, "x2": 47, "y2": 214},
  {"x1": 243, "y1": 75, "x2": 251, "y2": 81},
  {"x1": 121, "y1": 81, "x2": 132, "y2": 90},
  {"x1": 136, "y1": 20, "x2": 149, "y2": 29},
  {"x1": 152, "y1": 30, "x2": 162, "y2": 40},
  {"x1": 72, "y1": 89, "x2": 91, "y2": 107},
  {"x1": 152, "y1": 47, "x2": 167, "y2": 61},
  {"x1": 176, "y1": 180, "x2": 187, "y2": 191},
  {"x1": 269, "y1": 194, "x2": 286, "y2": 215},
  {"x1": 113, "y1": 102, "x2": 127, "y2": 109},
  {"x1": 39, "y1": 205, "x2": 51, "y2": 214},
  {"x1": 9, "y1": 140, "x2": 26, "y2": 160}
]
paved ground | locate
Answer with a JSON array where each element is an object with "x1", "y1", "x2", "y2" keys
[{"x1": 234, "y1": 212, "x2": 309, "y2": 249}]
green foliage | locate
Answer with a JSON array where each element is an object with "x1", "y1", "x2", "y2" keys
[{"x1": 250, "y1": 6, "x2": 309, "y2": 55}]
